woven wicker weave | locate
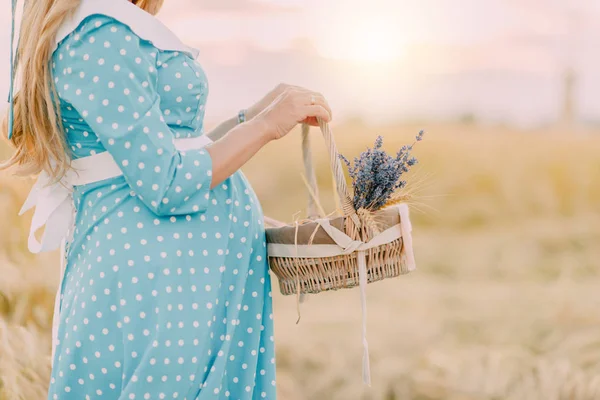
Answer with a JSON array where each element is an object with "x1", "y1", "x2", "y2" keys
[{"x1": 265, "y1": 120, "x2": 415, "y2": 296}]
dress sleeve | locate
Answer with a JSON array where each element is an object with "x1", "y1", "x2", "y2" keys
[{"x1": 54, "y1": 16, "x2": 213, "y2": 216}]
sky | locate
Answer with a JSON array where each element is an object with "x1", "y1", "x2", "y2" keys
[{"x1": 2, "y1": 0, "x2": 600, "y2": 127}]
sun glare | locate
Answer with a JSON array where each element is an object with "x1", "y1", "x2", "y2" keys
[{"x1": 317, "y1": 16, "x2": 405, "y2": 64}]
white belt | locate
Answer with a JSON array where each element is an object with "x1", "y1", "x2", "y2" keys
[{"x1": 19, "y1": 135, "x2": 212, "y2": 366}]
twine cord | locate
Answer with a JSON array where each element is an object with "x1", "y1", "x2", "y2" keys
[{"x1": 357, "y1": 208, "x2": 382, "y2": 238}]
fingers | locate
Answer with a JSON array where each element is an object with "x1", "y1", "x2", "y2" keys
[
  {"x1": 301, "y1": 91, "x2": 332, "y2": 123},
  {"x1": 303, "y1": 105, "x2": 332, "y2": 123},
  {"x1": 276, "y1": 86, "x2": 333, "y2": 126},
  {"x1": 282, "y1": 87, "x2": 331, "y2": 111},
  {"x1": 301, "y1": 117, "x2": 322, "y2": 127},
  {"x1": 308, "y1": 93, "x2": 332, "y2": 121}
]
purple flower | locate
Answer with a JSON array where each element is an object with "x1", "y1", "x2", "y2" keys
[{"x1": 339, "y1": 131, "x2": 424, "y2": 211}]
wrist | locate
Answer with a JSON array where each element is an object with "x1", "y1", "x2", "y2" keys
[
  {"x1": 245, "y1": 105, "x2": 260, "y2": 121},
  {"x1": 246, "y1": 116, "x2": 275, "y2": 144}
]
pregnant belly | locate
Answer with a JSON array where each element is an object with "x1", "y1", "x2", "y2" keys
[{"x1": 67, "y1": 172, "x2": 265, "y2": 268}]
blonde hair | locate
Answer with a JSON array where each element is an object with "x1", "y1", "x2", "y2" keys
[{"x1": 1, "y1": 0, "x2": 164, "y2": 181}]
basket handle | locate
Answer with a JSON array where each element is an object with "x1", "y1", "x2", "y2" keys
[
  {"x1": 301, "y1": 118, "x2": 357, "y2": 220},
  {"x1": 301, "y1": 124, "x2": 321, "y2": 219}
]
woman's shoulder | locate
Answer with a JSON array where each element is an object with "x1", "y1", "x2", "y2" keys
[
  {"x1": 51, "y1": 15, "x2": 157, "y2": 104},
  {"x1": 54, "y1": 15, "x2": 148, "y2": 57},
  {"x1": 73, "y1": 14, "x2": 121, "y2": 33}
]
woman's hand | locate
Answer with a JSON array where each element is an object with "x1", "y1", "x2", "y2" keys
[
  {"x1": 246, "y1": 83, "x2": 292, "y2": 120},
  {"x1": 253, "y1": 86, "x2": 332, "y2": 141},
  {"x1": 248, "y1": 83, "x2": 332, "y2": 123}
]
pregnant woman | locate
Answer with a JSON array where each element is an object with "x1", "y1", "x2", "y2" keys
[{"x1": 3, "y1": 0, "x2": 331, "y2": 398}]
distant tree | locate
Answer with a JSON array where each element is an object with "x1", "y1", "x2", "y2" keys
[{"x1": 459, "y1": 113, "x2": 477, "y2": 125}]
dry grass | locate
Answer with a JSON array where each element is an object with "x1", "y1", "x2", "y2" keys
[{"x1": 1, "y1": 122, "x2": 600, "y2": 399}]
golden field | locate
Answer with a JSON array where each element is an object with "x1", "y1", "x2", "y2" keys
[{"x1": 1, "y1": 122, "x2": 600, "y2": 399}]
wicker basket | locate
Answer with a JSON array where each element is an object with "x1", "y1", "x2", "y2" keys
[
  {"x1": 264, "y1": 120, "x2": 416, "y2": 385},
  {"x1": 265, "y1": 120, "x2": 416, "y2": 296}
]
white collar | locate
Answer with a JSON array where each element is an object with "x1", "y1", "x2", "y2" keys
[{"x1": 54, "y1": 0, "x2": 199, "y2": 59}]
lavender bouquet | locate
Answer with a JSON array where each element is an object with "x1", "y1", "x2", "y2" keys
[{"x1": 339, "y1": 130, "x2": 424, "y2": 213}]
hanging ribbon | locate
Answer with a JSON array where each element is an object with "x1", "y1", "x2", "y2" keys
[
  {"x1": 267, "y1": 204, "x2": 417, "y2": 386},
  {"x1": 357, "y1": 249, "x2": 371, "y2": 386}
]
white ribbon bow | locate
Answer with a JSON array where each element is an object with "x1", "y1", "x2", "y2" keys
[{"x1": 19, "y1": 171, "x2": 75, "y2": 253}]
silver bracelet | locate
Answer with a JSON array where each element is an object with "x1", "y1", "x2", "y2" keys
[{"x1": 237, "y1": 109, "x2": 247, "y2": 124}]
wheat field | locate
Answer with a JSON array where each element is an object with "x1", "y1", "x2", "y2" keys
[{"x1": 1, "y1": 122, "x2": 600, "y2": 399}]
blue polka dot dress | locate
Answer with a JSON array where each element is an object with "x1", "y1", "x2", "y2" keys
[{"x1": 47, "y1": 7, "x2": 276, "y2": 400}]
